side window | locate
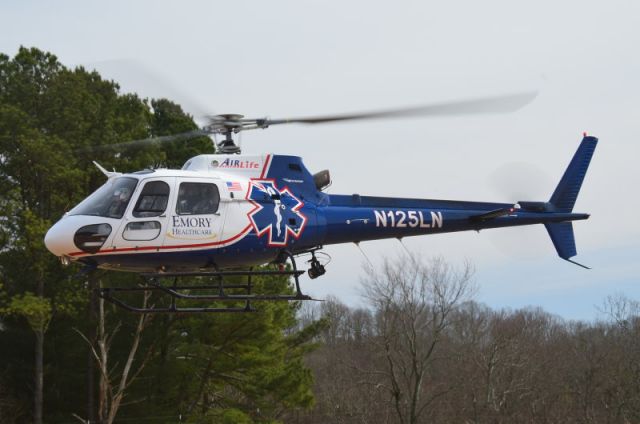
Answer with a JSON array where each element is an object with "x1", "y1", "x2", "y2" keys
[
  {"x1": 123, "y1": 221, "x2": 161, "y2": 241},
  {"x1": 133, "y1": 181, "x2": 170, "y2": 218},
  {"x1": 176, "y1": 183, "x2": 220, "y2": 215}
]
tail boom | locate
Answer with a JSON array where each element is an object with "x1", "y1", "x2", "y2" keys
[{"x1": 317, "y1": 135, "x2": 596, "y2": 267}]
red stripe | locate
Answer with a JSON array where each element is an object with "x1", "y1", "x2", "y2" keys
[
  {"x1": 260, "y1": 154, "x2": 271, "y2": 179},
  {"x1": 69, "y1": 224, "x2": 253, "y2": 257}
]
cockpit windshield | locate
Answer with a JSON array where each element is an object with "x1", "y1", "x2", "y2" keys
[{"x1": 69, "y1": 177, "x2": 138, "y2": 219}]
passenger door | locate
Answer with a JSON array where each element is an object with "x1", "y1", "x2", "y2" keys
[
  {"x1": 111, "y1": 177, "x2": 175, "y2": 250},
  {"x1": 163, "y1": 179, "x2": 227, "y2": 248}
]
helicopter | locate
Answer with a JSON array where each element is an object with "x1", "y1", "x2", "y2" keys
[{"x1": 44, "y1": 92, "x2": 597, "y2": 312}]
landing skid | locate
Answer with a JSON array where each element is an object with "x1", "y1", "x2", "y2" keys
[{"x1": 99, "y1": 252, "x2": 317, "y2": 313}]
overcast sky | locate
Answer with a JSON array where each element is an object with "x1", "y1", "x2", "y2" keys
[{"x1": 2, "y1": 0, "x2": 639, "y2": 320}]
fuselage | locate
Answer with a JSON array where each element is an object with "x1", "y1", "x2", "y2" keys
[{"x1": 44, "y1": 153, "x2": 589, "y2": 273}]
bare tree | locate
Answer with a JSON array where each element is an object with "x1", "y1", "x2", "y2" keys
[
  {"x1": 361, "y1": 254, "x2": 475, "y2": 424},
  {"x1": 601, "y1": 294, "x2": 640, "y2": 328},
  {"x1": 600, "y1": 294, "x2": 640, "y2": 422},
  {"x1": 297, "y1": 275, "x2": 640, "y2": 423},
  {"x1": 74, "y1": 291, "x2": 154, "y2": 424},
  {"x1": 300, "y1": 297, "x2": 382, "y2": 424}
]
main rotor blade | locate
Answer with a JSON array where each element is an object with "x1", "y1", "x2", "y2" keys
[
  {"x1": 83, "y1": 129, "x2": 211, "y2": 153},
  {"x1": 264, "y1": 92, "x2": 537, "y2": 126},
  {"x1": 85, "y1": 58, "x2": 214, "y2": 123}
]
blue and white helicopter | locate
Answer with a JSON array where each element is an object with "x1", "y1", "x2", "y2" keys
[{"x1": 44, "y1": 93, "x2": 597, "y2": 312}]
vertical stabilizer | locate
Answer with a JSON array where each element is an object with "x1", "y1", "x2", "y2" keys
[
  {"x1": 549, "y1": 136, "x2": 598, "y2": 212},
  {"x1": 544, "y1": 135, "x2": 597, "y2": 268},
  {"x1": 544, "y1": 222, "x2": 589, "y2": 268}
]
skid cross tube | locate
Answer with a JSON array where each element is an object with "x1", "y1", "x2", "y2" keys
[{"x1": 98, "y1": 252, "x2": 315, "y2": 313}]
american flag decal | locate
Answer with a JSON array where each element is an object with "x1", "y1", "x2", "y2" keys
[{"x1": 226, "y1": 181, "x2": 242, "y2": 191}]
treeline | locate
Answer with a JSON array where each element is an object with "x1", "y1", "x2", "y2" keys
[{"x1": 290, "y1": 256, "x2": 640, "y2": 424}]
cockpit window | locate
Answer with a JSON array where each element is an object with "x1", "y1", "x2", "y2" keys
[
  {"x1": 133, "y1": 181, "x2": 170, "y2": 218},
  {"x1": 69, "y1": 177, "x2": 138, "y2": 219},
  {"x1": 176, "y1": 183, "x2": 219, "y2": 215}
]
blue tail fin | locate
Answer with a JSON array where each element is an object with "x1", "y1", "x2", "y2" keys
[
  {"x1": 545, "y1": 222, "x2": 589, "y2": 268},
  {"x1": 545, "y1": 135, "x2": 597, "y2": 268},
  {"x1": 549, "y1": 135, "x2": 598, "y2": 212}
]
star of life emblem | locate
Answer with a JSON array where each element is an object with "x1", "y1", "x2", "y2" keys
[{"x1": 246, "y1": 180, "x2": 307, "y2": 246}]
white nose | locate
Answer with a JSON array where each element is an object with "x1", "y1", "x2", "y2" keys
[
  {"x1": 45, "y1": 216, "x2": 116, "y2": 257},
  {"x1": 44, "y1": 219, "x2": 71, "y2": 257}
]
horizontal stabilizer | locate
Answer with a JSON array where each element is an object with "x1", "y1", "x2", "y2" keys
[{"x1": 469, "y1": 207, "x2": 515, "y2": 222}]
